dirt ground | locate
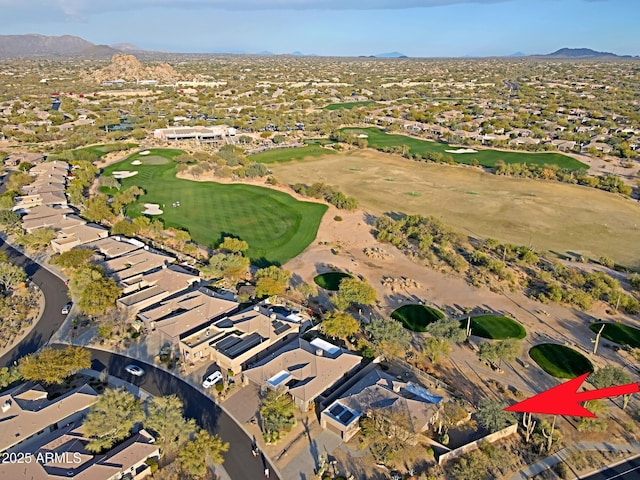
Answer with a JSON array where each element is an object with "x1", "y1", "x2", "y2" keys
[{"x1": 269, "y1": 150, "x2": 640, "y2": 268}]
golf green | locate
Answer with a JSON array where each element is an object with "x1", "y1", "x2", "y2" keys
[
  {"x1": 313, "y1": 272, "x2": 352, "y2": 291},
  {"x1": 590, "y1": 322, "x2": 640, "y2": 349},
  {"x1": 103, "y1": 149, "x2": 327, "y2": 265},
  {"x1": 392, "y1": 304, "x2": 445, "y2": 332},
  {"x1": 249, "y1": 145, "x2": 336, "y2": 164},
  {"x1": 340, "y1": 127, "x2": 588, "y2": 170},
  {"x1": 466, "y1": 315, "x2": 526, "y2": 339},
  {"x1": 529, "y1": 343, "x2": 594, "y2": 379}
]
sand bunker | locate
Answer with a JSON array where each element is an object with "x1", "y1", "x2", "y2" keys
[
  {"x1": 112, "y1": 170, "x2": 139, "y2": 179},
  {"x1": 445, "y1": 148, "x2": 478, "y2": 154},
  {"x1": 139, "y1": 150, "x2": 150, "y2": 156},
  {"x1": 131, "y1": 160, "x2": 142, "y2": 165},
  {"x1": 142, "y1": 203, "x2": 163, "y2": 215}
]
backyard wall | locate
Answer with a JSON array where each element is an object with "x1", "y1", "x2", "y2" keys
[{"x1": 437, "y1": 423, "x2": 518, "y2": 465}]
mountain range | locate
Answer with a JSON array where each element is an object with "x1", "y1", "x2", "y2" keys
[{"x1": 0, "y1": 34, "x2": 635, "y2": 59}]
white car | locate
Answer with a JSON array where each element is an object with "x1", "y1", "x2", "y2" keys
[
  {"x1": 124, "y1": 365, "x2": 145, "y2": 377},
  {"x1": 202, "y1": 371, "x2": 223, "y2": 388},
  {"x1": 61, "y1": 302, "x2": 72, "y2": 315}
]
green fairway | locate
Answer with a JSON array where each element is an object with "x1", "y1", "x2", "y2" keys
[
  {"x1": 341, "y1": 127, "x2": 588, "y2": 170},
  {"x1": 313, "y1": 272, "x2": 353, "y2": 291},
  {"x1": 467, "y1": 315, "x2": 526, "y2": 339},
  {"x1": 391, "y1": 304, "x2": 445, "y2": 332},
  {"x1": 249, "y1": 145, "x2": 336, "y2": 164},
  {"x1": 590, "y1": 322, "x2": 640, "y2": 349},
  {"x1": 324, "y1": 101, "x2": 377, "y2": 110},
  {"x1": 529, "y1": 343, "x2": 594, "y2": 379},
  {"x1": 70, "y1": 143, "x2": 138, "y2": 159},
  {"x1": 103, "y1": 149, "x2": 327, "y2": 265}
]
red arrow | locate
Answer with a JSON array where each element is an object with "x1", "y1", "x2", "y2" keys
[{"x1": 504, "y1": 373, "x2": 639, "y2": 417}]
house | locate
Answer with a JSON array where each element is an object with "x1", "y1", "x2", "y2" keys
[
  {"x1": 153, "y1": 126, "x2": 236, "y2": 142},
  {"x1": 180, "y1": 304, "x2": 301, "y2": 373},
  {"x1": 321, "y1": 369, "x2": 442, "y2": 441},
  {"x1": 0, "y1": 383, "x2": 98, "y2": 453},
  {"x1": 0, "y1": 426, "x2": 159, "y2": 480},
  {"x1": 50, "y1": 224, "x2": 109, "y2": 253},
  {"x1": 117, "y1": 265, "x2": 200, "y2": 313},
  {"x1": 100, "y1": 249, "x2": 175, "y2": 283},
  {"x1": 138, "y1": 287, "x2": 239, "y2": 351},
  {"x1": 244, "y1": 338, "x2": 362, "y2": 412},
  {"x1": 84, "y1": 236, "x2": 144, "y2": 260}
]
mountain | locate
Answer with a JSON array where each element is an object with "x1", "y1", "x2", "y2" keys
[
  {"x1": 110, "y1": 42, "x2": 146, "y2": 53},
  {"x1": 543, "y1": 47, "x2": 620, "y2": 58},
  {"x1": 80, "y1": 44, "x2": 121, "y2": 59},
  {"x1": 509, "y1": 51, "x2": 526, "y2": 57},
  {"x1": 0, "y1": 34, "x2": 94, "y2": 57},
  {"x1": 90, "y1": 54, "x2": 181, "y2": 84},
  {"x1": 374, "y1": 51, "x2": 408, "y2": 58}
]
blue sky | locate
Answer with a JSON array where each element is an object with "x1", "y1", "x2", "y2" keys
[{"x1": 0, "y1": 0, "x2": 638, "y2": 57}]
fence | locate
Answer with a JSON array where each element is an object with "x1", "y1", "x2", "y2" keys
[{"x1": 437, "y1": 423, "x2": 518, "y2": 465}]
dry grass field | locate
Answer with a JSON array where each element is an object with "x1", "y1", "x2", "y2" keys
[{"x1": 270, "y1": 150, "x2": 640, "y2": 267}]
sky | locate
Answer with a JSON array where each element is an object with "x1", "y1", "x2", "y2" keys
[{"x1": 0, "y1": 0, "x2": 638, "y2": 57}]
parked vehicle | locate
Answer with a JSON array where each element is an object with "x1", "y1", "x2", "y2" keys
[
  {"x1": 202, "y1": 371, "x2": 223, "y2": 388},
  {"x1": 124, "y1": 365, "x2": 145, "y2": 377}
]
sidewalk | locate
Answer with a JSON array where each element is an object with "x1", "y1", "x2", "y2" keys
[{"x1": 510, "y1": 442, "x2": 640, "y2": 479}]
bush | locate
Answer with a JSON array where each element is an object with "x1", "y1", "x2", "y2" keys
[
  {"x1": 215, "y1": 383, "x2": 225, "y2": 392},
  {"x1": 145, "y1": 457, "x2": 159, "y2": 474},
  {"x1": 333, "y1": 215, "x2": 343, "y2": 221}
]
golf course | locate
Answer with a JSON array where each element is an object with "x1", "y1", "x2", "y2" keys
[{"x1": 102, "y1": 149, "x2": 327, "y2": 265}]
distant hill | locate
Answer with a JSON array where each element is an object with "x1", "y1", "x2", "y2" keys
[
  {"x1": 543, "y1": 47, "x2": 622, "y2": 58},
  {"x1": 374, "y1": 51, "x2": 408, "y2": 58},
  {"x1": 509, "y1": 52, "x2": 526, "y2": 57},
  {"x1": 0, "y1": 34, "x2": 94, "y2": 57},
  {"x1": 80, "y1": 44, "x2": 121, "y2": 59},
  {"x1": 110, "y1": 42, "x2": 146, "y2": 53}
]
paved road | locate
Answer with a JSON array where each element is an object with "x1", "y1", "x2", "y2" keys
[
  {"x1": 0, "y1": 237, "x2": 68, "y2": 367},
  {"x1": 582, "y1": 456, "x2": 640, "y2": 480},
  {"x1": 88, "y1": 348, "x2": 279, "y2": 480}
]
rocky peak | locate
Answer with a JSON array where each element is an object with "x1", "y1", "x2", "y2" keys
[{"x1": 91, "y1": 54, "x2": 180, "y2": 83}]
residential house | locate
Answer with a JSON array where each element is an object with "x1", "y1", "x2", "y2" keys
[
  {"x1": 50, "y1": 224, "x2": 109, "y2": 253},
  {"x1": 138, "y1": 287, "x2": 239, "y2": 353},
  {"x1": 117, "y1": 265, "x2": 200, "y2": 314},
  {"x1": 244, "y1": 338, "x2": 362, "y2": 412},
  {"x1": 180, "y1": 304, "x2": 300, "y2": 373},
  {"x1": 0, "y1": 383, "x2": 98, "y2": 453},
  {"x1": 321, "y1": 369, "x2": 442, "y2": 441}
]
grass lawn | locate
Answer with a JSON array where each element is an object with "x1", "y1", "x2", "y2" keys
[
  {"x1": 103, "y1": 149, "x2": 327, "y2": 265},
  {"x1": 341, "y1": 127, "x2": 588, "y2": 170},
  {"x1": 268, "y1": 150, "x2": 640, "y2": 268},
  {"x1": 529, "y1": 343, "x2": 594, "y2": 379},
  {"x1": 324, "y1": 101, "x2": 377, "y2": 110},
  {"x1": 466, "y1": 315, "x2": 526, "y2": 339},
  {"x1": 313, "y1": 272, "x2": 352, "y2": 291},
  {"x1": 589, "y1": 322, "x2": 640, "y2": 349},
  {"x1": 391, "y1": 304, "x2": 445, "y2": 332},
  {"x1": 249, "y1": 145, "x2": 336, "y2": 164}
]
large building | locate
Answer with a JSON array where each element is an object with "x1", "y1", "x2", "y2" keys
[{"x1": 153, "y1": 125, "x2": 236, "y2": 142}]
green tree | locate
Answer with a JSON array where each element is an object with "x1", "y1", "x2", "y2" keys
[
  {"x1": 17, "y1": 227, "x2": 57, "y2": 251},
  {"x1": 478, "y1": 339, "x2": 521, "y2": 368},
  {"x1": 476, "y1": 399, "x2": 516, "y2": 433},
  {"x1": 0, "y1": 366, "x2": 23, "y2": 389},
  {"x1": 50, "y1": 248, "x2": 95, "y2": 271},
  {"x1": 19, "y1": 346, "x2": 91, "y2": 384},
  {"x1": 332, "y1": 277, "x2": 377, "y2": 310},
  {"x1": 83, "y1": 194, "x2": 114, "y2": 223},
  {"x1": 0, "y1": 209, "x2": 21, "y2": 229},
  {"x1": 254, "y1": 266, "x2": 291, "y2": 297},
  {"x1": 203, "y1": 253, "x2": 250, "y2": 283},
  {"x1": 577, "y1": 400, "x2": 609, "y2": 432},
  {"x1": 421, "y1": 336, "x2": 451, "y2": 364},
  {"x1": 424, "y1": 317, "x2": 466, "y2": 343},
  {"x1": 321, "y1": 311, "x2": 360, "y2": 341},
  {"x1": 110, "y1": 219, "x2": 139, "y2": 236},
  {"x1": 145, "y1": 395, "x2": 196, "y2": 456},
  {"x1": 588, "y1": 365, "x2": 631, "y2": 389},
  {"x1": 365, "y1": 317, "x2": 412, "y2": 359},
  {"x1": 259, "y1": 389, "x2": 296, "y2": 441},
  {"x1": 100, "y1": 175, "x2": 121, "y2": 191},
  {"x1": 69, "y1": 264, "x2": 104, "y2": 299},
  {"x1": 179, "y1": 429, "x2": 229, "y2": 477},
  {"x1": 0, "y1": 261, "x2": 27, "y2": 294},
  {"x1": 78, "y1": 276, "x2": 121, "y2": 315},
  {"x1": 84, "y1": 388, "x2": 145, "y2": 453},
  {"x1": 218, "y1": 236, "x2": 249, "y2": 254}
]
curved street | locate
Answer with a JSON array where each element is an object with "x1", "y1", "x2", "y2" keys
[
  {"x1": 0, "y1": 239, "x2": 279, "y2": 480},
  {"x1": 0, "y1": 237, "x2": 68, "y2": 366}
]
